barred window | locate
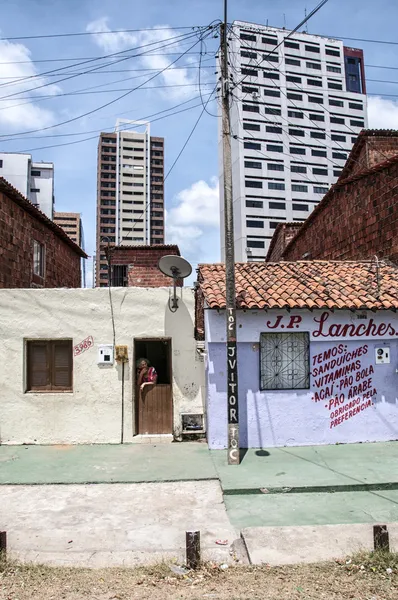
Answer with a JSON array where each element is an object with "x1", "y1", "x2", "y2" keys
[{"x1": 260, "y1": 332, "x2": 310, "y2": 390}]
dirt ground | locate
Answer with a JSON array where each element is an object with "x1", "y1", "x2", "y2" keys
[{"x1": 1, "y1": 552, "x2": 397, "y2": 600}]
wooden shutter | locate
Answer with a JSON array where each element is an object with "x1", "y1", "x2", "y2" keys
[
  {"x1": 28, "y1": 342, "x2": 51, "y2": 390},
  {"x1": 52, "y1": 341, "x2": 72, "y2": 390}
]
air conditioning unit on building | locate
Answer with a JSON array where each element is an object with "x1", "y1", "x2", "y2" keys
[
  {"x1": 246, "y1": 247, "x2": 253, "y2": 254},
  {"x1": 252, "y1": 91, "x2": 260, "y2": 100}
]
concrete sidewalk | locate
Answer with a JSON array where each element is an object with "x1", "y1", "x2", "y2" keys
[
  {"x1": 211, "y1": 442, "x2": 398, "y2": 530},
  {"x1": 0, "y1": 442, "x2": 216, "y2": 485},
  {"x1": 2, "y1": 441, "x2": 398, "y2": 566}
]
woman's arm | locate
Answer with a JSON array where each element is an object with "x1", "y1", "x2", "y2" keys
[{"x1": 137, "y1": 368, "x2": 147, "y2": 388}]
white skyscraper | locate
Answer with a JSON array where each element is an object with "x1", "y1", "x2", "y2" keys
[
  {"x1": 0, "y1": 153, "x2": 54, "y2": 219},
  {"x1": 218, "y1": 21, "x2": 368, "y2": 261},
  {"x1": 96, "y1": 120, "x2": 165, "y2": 286}
]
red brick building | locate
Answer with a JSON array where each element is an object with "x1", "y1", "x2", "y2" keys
[
  {"x1": 266, "y1": 130, "x2": 398, "y2": 264},
  {"x1": 0, "y1": 177, "x2": 87, "y2": 288},
  {"x1": 106, "y1": 244, "x2": 181, "y2": 287}
]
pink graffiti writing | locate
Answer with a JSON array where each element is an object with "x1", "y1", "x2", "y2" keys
[{"x1": 73, "y1": 336, "x2": 94, "y2": 357}]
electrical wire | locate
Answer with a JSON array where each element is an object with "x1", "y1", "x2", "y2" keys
[
  {"x1": 0, "y1": 28, "x2": 214, "y2": 139},
  {"x1": 227, "y1": 25, "x2": 369, "y2": 170},
  {"x1": 0, "y1": 92, "x2": 213, "y2": 143},
  {"x1": 198, "y1": 36, "x2": 219, "y2": 118},
  {"x1": 0, "y1": 81, "x2": 215, "y2": 118},
  {"x1": 232, "y1": 0, "x2": 329, "y2": 90},
  {"x1": 0, "y1": 62, "x2": 217, "y2": 79},
  {"x1": 0, "y1": 25, "x2": 210, "y2": 41},
  {"x1": 0, "y1": 50, "x2": 215, "y2": 65},
  {"x1": 0, "y1": 28, "x2": 208, "y2": 95},
  {"x1": 15, "y1": 92, "x2": 216, "y2": 153}
]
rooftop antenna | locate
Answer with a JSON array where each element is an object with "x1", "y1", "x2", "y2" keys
[
  {"x1": 304, "y1": 8, "x2": 309, "y2": 33},
  {"x1": 158, "y1": 255, "x2": 192, "y2": 312},
  {"x1": 283, "y1": 13, "x2": 286, "y2": 29}
]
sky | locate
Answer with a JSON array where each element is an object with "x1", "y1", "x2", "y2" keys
[{"x1": 1, "y1": 0, "x2": 398, "y2": 286}]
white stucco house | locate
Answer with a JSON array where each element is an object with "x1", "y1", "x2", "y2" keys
[{"x1": 0, "y1": 287, "x2": 205, "y2": 445}]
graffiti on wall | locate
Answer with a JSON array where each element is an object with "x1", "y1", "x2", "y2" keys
[
  {"x1": 311, "y1": 343, "x2": 377, "y2": 428},
  {"x1": 266, "y1": 311, "x2": 398, "y2": 339}
]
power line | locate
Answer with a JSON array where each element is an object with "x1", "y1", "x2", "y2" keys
[
  {"x1": 233, "y1": 0, "x2": 330, "y2": 90},
  {"x1": 0, "y1": 62, "x2": 216, "y2": 79},
  {"x1": 0, "y1": 29, "x2": 207, "y2": 95},
  {"x1": 0, "y1": 83, "x2": 215, "y2": 115},
  {"x1": 0, "y1": 28, "x2": 214, "y2": 139},
  {"x1": 14, "y1": 92, "x2": 217, "y2": 153},
  {"x1": 198, "y1": 36, "x2": 219, "y2": 117},
  {"x1": 0, "y1": 51, "x2": 215, "y2": 65},
  {"x1": 0, "y1": 25, "x2": 209, "y2": 41}
]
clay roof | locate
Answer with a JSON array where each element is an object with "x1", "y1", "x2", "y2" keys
[
  {"x1": 197, "y1": 261, "x2": 398, "y2": 311},
  {"x1": 0, "y1": 177, "x2": 87, "y2": 258}
]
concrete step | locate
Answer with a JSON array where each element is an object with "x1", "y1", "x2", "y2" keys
[{"x1": 241, "y1": 523, "x2": 398, "y2": 565}]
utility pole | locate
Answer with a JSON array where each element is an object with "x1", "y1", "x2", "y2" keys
[{"x1": 220, "y1": 0, "x2": 239, "y2": 465}]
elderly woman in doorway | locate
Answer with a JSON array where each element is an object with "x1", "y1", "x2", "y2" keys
[{"x1": 136, "y1": 358, "x2": 158, "y2": 392}]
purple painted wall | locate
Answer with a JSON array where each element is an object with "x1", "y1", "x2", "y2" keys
[{"x1": 206, "y1": 309, "x2": 398, "y2": 449}]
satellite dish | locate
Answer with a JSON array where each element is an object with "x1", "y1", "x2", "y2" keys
[{"x1": 158, "y1": 255, "x2": 192, "y2": 311}]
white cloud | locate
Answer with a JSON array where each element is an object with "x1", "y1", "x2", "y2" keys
[
  {"x1": 166, "y1": 177, "x2": 220, "y2": 262},
  {"x1": 368, "y1": 96, "x2": 398, "y2": 129},
  {"x1": 86, "y1": 18, "x2": 203, "y2": 100},
  {"x1": 0, "y1": 39, "x2": 59, "y2": 130}
]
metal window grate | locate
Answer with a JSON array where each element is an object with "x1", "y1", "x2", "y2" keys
[{"x1": 260, "y1": 332, "x2": 310, "y2": 390}]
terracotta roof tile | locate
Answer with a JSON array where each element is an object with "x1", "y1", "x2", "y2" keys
[{"x1": 197, "y1": 261, "x2": 398, "y2": 311}]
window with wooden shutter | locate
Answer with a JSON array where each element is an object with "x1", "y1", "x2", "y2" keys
[{"x1": 27, "y1": 340, "x2": 73, "y2": 392}]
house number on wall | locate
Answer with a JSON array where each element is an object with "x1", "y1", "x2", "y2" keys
[{"x1": 74, "y1": 336, "x2": 94, "y2": 356}]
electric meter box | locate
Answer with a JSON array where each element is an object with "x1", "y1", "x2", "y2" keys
[
  {"x1": 98, "y1": 344, "x2": 114, "y2": 365},
  {"x1": 375, "y1": 347, "x2": 390, "y2": 364}
]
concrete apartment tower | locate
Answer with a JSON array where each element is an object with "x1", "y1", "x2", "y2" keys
[
  {"x1": 218, "y1": 21, "x2": 367, "y2": 261},
  {"x1": 53, "y1": 211, "x2": 86, "y2": 287},
  {"x1": 96, "y1": 120, "x2": 165, "y2": 286},
  {"x1": 0, "y1": 153, "x2": 54, "y2": 219}
]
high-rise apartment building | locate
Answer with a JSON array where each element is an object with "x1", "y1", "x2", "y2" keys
[
  {"x1": 96, "y1": 120, "x2": 165, "y2": 286},
  {"x1": 219, "y1": 21, "x2": 367, "y2": 261},
  {"x1": 0, "y1": 153, "x2": 54, "y2": 219},
  {"x1": 53, "y1": 212, "x2": 83, "y2": 245},
  {"x1": 53, "y1": 211, "x2": 86, "y2": 286}
]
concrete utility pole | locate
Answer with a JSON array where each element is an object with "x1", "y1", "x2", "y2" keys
[{"x1": 220, "y1": 0, "x2": 240, "y2": 465}]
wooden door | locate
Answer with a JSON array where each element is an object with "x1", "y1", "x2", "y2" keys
[
  {"x1": 136, "y1": 384, "x2": 173, "y2": 434},
  {"x1": 134, "y1": 338, "x2": 173, "y2": 435}
]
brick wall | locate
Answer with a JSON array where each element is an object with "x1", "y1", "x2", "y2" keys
[
  {"x1": 0, "y1": 191, "x2": 82, "y2": 288},
  {"x1": 266, "y1": 223, "x2": 303, "y2": 262},
  {"x1": 341, "y1": 133, "x2": 398, "y2": 179},
  {"x1": 283, "y1": 161, "x2": 398, "y2": 264},
  {"x1": 110, "y1": 245, "x2": 182, "y2": 287}
]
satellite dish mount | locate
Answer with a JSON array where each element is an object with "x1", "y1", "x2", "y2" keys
[{"x1": 158, "y1": 255, "x2": 192, "y2": 312}]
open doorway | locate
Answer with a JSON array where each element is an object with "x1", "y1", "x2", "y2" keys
[{"x1": 133, "y1": 338, "x2": 173, "y2": 435}]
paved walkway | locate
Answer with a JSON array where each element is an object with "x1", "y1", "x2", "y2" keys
[
  {"x1": 0, "y1": 442, "x2": 216, "y2": 485},
  {"x1": 2, "y1": 441, "x2": 398, "y2": 565},
  {"x1": 210, "y1": 442, "x2": 398, "y2": 529}
]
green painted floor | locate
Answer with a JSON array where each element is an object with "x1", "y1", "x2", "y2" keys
[
  {"x1": 2, "y1": 441, "x2": 398, "y2": 529},
  {"x1": 210, "y1": 442, "x2": 398, "y2": 491},
  {"x1": 0, "y1": 442, "x2": 216, "y2": 485},
  {"x1": 224, "y1": 489, "x2": 398, "y2": 529}
]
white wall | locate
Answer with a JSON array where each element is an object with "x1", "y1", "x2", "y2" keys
[
  {"x1": 0, "y1": 287, "x2": 204, "y2": 445},
  {"x1": 220, "y1": 22, "x2": 368, "y2": 261},
  {"x1": 30, "y1": 162, "x2": 54, "y2": 219},
  {"x1": 0, "y1": 153, "x2": 30, "y2": 197}
]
